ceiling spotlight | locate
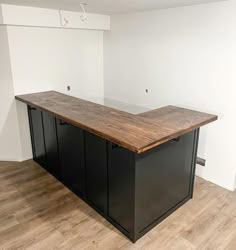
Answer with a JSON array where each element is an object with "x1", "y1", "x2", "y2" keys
[{"x1": 80, "y1": 3, "x2": 88, "y2": 22}]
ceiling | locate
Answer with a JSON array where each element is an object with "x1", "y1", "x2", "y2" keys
[{"x1": 0, "y1": 0, "x2": 227, "y2": 14}]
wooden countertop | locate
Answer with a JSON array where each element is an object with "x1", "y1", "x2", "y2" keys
[{"x1": 15, "y1": 91, "x2": 217, "y2": 153}]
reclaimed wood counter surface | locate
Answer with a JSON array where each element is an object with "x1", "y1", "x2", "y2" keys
[{"x1": 15, "y1": 91, "x2": 217, "y2": 153}]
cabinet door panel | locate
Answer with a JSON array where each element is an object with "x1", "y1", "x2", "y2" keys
[
  {"x1": 57, "y1": 119, "x2": 85, "y2": 195},
  {"x1": 135, "y1": 130, "x2": 197, "y2": 232},
  {"x1": 28, "y1": 106, "x2": 47, "y2": 167},
  {"x1": 108, "y1": 144, "x2": 135, "y2": 234},
  {"x1": 42, "y1": 112, "x2": 60, "y2": 179},
  {"x1": 85, "y1": 132, "x2": 107, "y2": 213}
]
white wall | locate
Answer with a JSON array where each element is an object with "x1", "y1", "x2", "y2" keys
[
  {"x1": 104, "y1": 1, "x2": 236, "y2": 190},
  {"x1": 8, "y1": 26, "x2": 104, "y2": 161},
  {"x1": 0, "y1": 5, "x2": 106, "y2": 161},
  {"x1": 7, "y1": 26, "x2": 104, "y2": 98},
  {"x1": 0, "y1": 26, "x2": 22, "y2": 161}
]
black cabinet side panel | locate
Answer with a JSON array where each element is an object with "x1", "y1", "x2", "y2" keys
[
  {"x1": 108, "y1": 144, "x2": 135, "y2": 235},
  {"x1": 135, "y1": 130, "x2": 196, "y2": 233},
  {"x1": 42, "y1": 112, "x2": 60, "y2": 178},
  {"x1": 85, "y1": 132, "x2": 107, "y2": 213},
  {"x1": 57, "y1": 119, "x2": 85, "y2": 195},
  {"x1": 28, "y1": 106, "x2": 47, "y2": 166}
]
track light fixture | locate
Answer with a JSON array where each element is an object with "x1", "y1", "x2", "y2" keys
[{"x1": 80, "y1": 3, "x2": 88, "y2": 22}]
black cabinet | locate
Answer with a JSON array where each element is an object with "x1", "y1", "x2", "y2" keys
[
  {"x1": 107, "y1": 130, "x2": 199, "y2": 242},
  {"x1": 27, "y1": 105, "x2": 199, "y2": 243},
  {"x1": 108, "y1": 144, "x2": 135, "y2": 236},
  {"x1": 134, "y1": 131, "x2": 198, "y2": 238},
  {"x1": 28, "y1": 106, "x2": 47, "y2": 167},
  {"x1": 84, "y1": 132, "x2": 107, "y2": 213},
  {"x1": 56, "y1": 119, "x2": 85, "y2": 196},
  {"x1": 42, "y1": 112, "x2": 60, "y2": 179}
]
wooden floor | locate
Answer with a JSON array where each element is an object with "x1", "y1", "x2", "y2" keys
[{"x1": 0, "y1": 161, "x2": 236, "y2": 250}]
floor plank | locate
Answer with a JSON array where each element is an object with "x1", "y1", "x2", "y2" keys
[{"x1": 0, "y1": 160, "x2": 235, "y2": 249}]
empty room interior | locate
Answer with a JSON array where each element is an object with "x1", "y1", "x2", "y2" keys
[{"x1": 0, "y1": 0, "x2": 236, "y2": 249}]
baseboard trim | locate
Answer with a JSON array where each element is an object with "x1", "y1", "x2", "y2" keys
[{"x1": 0, "y1": 157, "x2": 32, "y2": 162}]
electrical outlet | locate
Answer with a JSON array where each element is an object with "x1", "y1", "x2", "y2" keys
[{"x1": 67, "y1": 86, "x2": 71, "y2": 91}]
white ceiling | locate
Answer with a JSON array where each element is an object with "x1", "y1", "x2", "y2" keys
[{"x1": 0, "y1": 0, "x2": 227, "y2": 14}]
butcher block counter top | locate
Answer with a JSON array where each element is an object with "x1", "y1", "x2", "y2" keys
[{"x1": 15, "y1": 91, "x2": 217, "y2": 153}]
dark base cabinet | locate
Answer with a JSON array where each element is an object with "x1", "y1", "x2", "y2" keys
[
  {"x1": 108, "y1": 144, "x2": 135, "y2": 237},
  {"x1": 56, "y1": 119, "x2": 85, "y2": 196},
  {"x1": 28, "y1": 106, "x2": 47, "y2": 167},
  {"x1": 42, "y1": 112, "x2": 60, "y2": 179},
  {"x1": 108, "y1": 130, "x2": 199, "y2": 242},
  {"x1": 84, "y1": 132, "x2": 107, "y2": 213},
  {"x1": 27, "y1": 105, "x2": 199, "y2": 243}
]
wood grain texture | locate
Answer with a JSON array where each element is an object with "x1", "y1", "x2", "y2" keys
[
  {"x1": 0, "y1": 160, "x2": 236, "y2": 249},
  {"x1": 138, "y1": 105, "x2": 217, "y2": 151},
  {"x1": 15, "y1": 91, "x2": 217, "y2": 153}
]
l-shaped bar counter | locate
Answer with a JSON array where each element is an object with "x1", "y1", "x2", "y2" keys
[{"x1": 16, "y1": 91, "x2": 217, "y2": 242}]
